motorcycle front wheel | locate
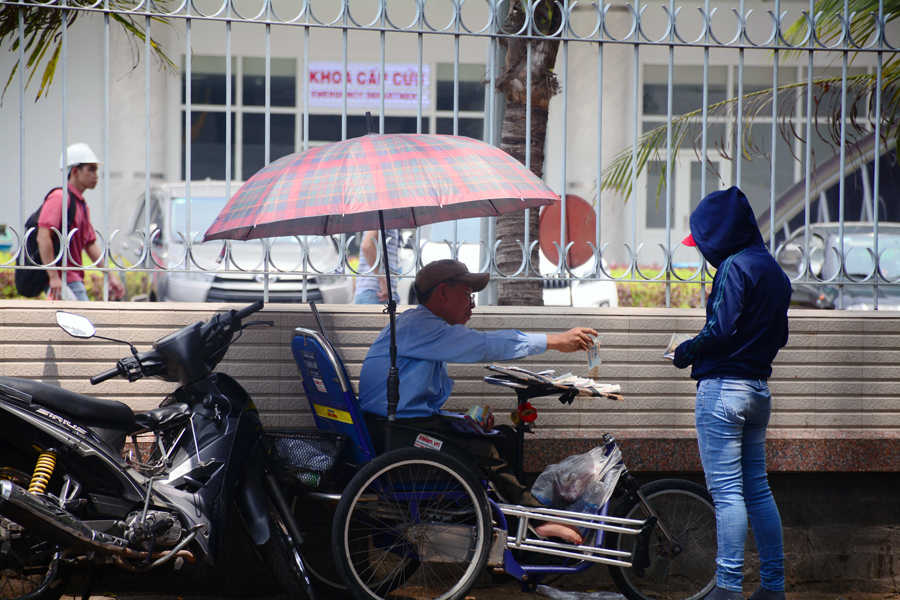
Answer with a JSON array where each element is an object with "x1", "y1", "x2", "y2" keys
[
  {"x1": 0, "y1": 468, "x2": 72, "y2": 600},
  {"x1": 291, "y1": 493, "x2": 352, "y2": 599},
  {"x1": 262, "y1": 503, "x2": 316, "y2": 600}
]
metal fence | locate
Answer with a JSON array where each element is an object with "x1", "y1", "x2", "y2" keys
[{"x1": 2, "y1": 0, "x2": 897, "y2": 309}]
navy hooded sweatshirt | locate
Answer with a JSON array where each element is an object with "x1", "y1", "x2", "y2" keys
[{"x1": 673, "y1": 187, "x2": 791, "y2": 381}]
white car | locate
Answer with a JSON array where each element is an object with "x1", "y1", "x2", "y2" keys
[
  {"x1": 397, "y1": 218, "x2": 618, "y2": 307},
  {"x1": 119, "y1": 181, "x2": 354, "y2": 304}
]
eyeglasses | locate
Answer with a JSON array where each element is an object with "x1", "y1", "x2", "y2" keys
[{"x1": 445, "y1": 284, "x2": 475, "y2": 304}]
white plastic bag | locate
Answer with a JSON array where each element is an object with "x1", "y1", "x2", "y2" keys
[{"x1": 531, "y1": 445, "x2": 624, "y2": 518}]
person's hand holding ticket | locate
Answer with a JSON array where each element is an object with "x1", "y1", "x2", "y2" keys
[
  {"x1": 547, "y1": 327, "x2": 598, "y2": 353},
  {"x1": 467, "y1": 404, "x2": 494, "y2": 432},
  {"x1": 663, "y1": 333, "x2": 694, "y2": 360}
]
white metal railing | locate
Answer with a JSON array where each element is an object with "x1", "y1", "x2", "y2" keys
[{"x1": 2, "y1": 0, "x2": 897, "y2": 308}]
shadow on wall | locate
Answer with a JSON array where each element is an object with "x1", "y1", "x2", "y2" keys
[{"x1": 43, "y1": 344, "x2": 59, "y2": 382}]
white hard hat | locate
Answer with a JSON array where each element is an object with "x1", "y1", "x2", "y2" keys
[{"x1": 60, "y1": 143, "x2": 101, "y2": 170}]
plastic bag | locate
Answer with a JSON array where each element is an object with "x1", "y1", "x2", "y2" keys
[
  {"x1": 537, "y1": 585, "x2": 626, "y2": 600},
  {"x1": 531, "y1": 445, "x2": 625, "y2": 519}
]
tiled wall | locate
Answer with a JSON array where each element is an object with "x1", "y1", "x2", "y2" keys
[
  {"x1": 6, "y1": 301, "x2": 899, "y2": 591},
  {"x1": 2, "y1": 300, "x2": 897, "y2": 434}
]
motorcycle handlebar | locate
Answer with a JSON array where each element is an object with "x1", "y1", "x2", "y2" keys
[
  {"x1": 90, "y1": 366, "x2": 122, "y2": 386},
  {"x1": 90, "y1": 302, "x2": 264, "y2": 385},
  {"x1": 234, "y1": 301, "x2": 264, "y2": 321}
]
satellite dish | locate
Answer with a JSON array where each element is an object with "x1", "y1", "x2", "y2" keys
[{"x1": 539, "y1": 195, "x2": 596, "y2": 268}]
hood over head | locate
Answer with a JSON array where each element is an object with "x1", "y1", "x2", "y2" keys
[{"x1": 688, "y1": 186, "x2": 764, "y2": 268}]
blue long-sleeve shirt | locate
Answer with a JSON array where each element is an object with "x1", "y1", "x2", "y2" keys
[{"x1": 358, "y1": 305, "x2": 547, "y2": 418}]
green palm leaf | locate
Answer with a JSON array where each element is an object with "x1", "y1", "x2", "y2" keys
[
  {"x1": 0, "y1": 3, "x2": 174, "y2": 103},
  {"x1": 601, "y1": 0, "x2": 900, "y2": 200}
]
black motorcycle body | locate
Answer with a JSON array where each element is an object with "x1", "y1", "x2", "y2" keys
[{"x1": 0, "y1": 302, "x2": 313, "y2": 600}]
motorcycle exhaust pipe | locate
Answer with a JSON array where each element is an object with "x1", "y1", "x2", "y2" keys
[{"x1": 0, "y1": 480, "x2": 130, "y2": 555}]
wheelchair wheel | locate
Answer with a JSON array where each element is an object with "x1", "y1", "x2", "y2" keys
[
  {"x1": 606, "y1": 479, "x2": 717, "y2": 600},
  {"x1": 333, "y1": 447, "x2": 492, "y2": 600}
]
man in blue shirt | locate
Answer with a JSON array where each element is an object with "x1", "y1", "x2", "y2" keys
[{"x1": 359, "y1": 259, "x2": 597, "y2": 543}]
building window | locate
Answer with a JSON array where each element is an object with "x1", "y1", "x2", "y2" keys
[
  {"x1": 243, "y1": 57, "x2": 296, "y2": 107},
  {"x1": 181, "y1": 57, "x2": 488, "y2": 179},
  {"x1": 435, "y1": 63, "x2": 485, "y2": 140},
  {"x1": 182, "y1": 55, "x2": 297, "y2": 181},
  {"x1": 640, "y1": 64, "x2": 873, "y2": 225}
]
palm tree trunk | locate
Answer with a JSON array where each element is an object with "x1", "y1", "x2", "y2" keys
[
  {"x1": 494, "y1": 1, "x2": 561, "y2": 306},
  {"x1": 496, "y1": 103, "x2": 550, "y2": 306}
]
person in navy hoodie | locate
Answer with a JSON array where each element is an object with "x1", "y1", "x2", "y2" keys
[{"x1": 673, "y1": 187, "x2": 790, "y2": 600}]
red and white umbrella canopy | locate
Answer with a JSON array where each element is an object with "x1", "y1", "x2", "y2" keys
[{"x1": 204, "y1": 133, "x2": 558, "y2": 242}]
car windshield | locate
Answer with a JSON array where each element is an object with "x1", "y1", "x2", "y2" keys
[
  {"x1": 170, "y1": 196, "x2": 330, "y2": 246},
  {"x1": 824, "y1": 232, "x2": 900, "y2": 279},
  {"x1": 428, "y1": 218, "x2": 481, "y2": 243},
  {"x1": 171, "y1": 197, "x2": 228, "y2": 241}
]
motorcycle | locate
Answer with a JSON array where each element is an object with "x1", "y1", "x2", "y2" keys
[{"x1": 0, "y1": 301, "x2": 319, "y2": 600}]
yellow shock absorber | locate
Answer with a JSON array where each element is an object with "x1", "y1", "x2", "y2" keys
[{"x1": 28, "y1": 451, "x2": 57, "y2": 494}]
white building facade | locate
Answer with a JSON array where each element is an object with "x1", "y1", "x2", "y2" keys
[{"x1": 1, "y1": 0, "x2": 896, "y2": 302}]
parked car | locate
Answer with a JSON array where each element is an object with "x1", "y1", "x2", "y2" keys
[
  {"x1": 776, "y1": 222, "x2": 900, "y2": 310},
  {"x1": 397, "y1": 217, "x2": 619, "y2": 307},
  {"x1": 118, "y1": 181, "x2": 353, "y2": 304}
]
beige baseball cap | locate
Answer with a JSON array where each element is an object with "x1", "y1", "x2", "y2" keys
[{"x1": 415, "y1": 259, "x2": 490, "y2": 295}]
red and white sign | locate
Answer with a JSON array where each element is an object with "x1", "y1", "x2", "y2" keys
[
  {"x1": 308, "y1": 62, "x2": 430, "y2": 109},
  {"x1": 414, "y1": 433, "x2": 443, "y2": 451}
]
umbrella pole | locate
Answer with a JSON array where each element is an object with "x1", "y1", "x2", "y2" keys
[{"x1": 379, "y1": 210, "x2": 400, "y2": 452}]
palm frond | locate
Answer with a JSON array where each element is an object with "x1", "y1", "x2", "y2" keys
[
  {"x1": 601, "y1": 74, "x2": 900, "y2": 200},
  {"x1": 782, "y1": 0, "x2": 900, "y2": 62},
  {"x1": 0, "y1": 3, "x2": 175, "y2": 104}
]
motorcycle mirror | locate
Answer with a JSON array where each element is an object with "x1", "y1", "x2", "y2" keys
[{"x1": 56, "y1": 311, "x2": 96, "y2": 339}]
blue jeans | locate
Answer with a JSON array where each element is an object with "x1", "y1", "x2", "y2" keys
[
  {"x1": 695, "y1": 378, "x2": 785, "y2": 592},
  {"x1": 354, "y1": 289, "x2": 399, "y2": 304},
  {"x1": 354, "y1": 289, "x2": 382, "y2": 304}
]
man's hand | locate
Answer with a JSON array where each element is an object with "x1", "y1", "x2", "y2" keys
[
  {"x1": 483, "y1": 413, "x2": 495, "y2": 432},
  {"x1": 546, "y1": 327, "x2": 599, "y2": 353},
  {"x1": 377, "y1": 276, "x2": 390, "y2": 301},
  {"x1": 36, "y1": 227, "x2": 62, "y2": 299},
  {"x1": 109, "y1": 273, "x2": 126, "y2": 300},
  {"x1": 47, "y1": 273, "x2": 63, "y2": 299}
]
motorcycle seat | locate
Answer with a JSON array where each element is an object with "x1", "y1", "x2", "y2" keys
[
  {"x1": 0, "y1": 376, "x2": 135, "y2": 426},
  {"x1": 134, "y1": 403, "x2": 190, "y2": 432}
]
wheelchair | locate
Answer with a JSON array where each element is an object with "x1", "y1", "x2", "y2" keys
[{"x1": 289, "y1": 326, "x2": 718, "y2": 600}]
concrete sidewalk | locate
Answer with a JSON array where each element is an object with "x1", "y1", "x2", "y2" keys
[{"x1": 62, "y1": 585, "x2": 900, "y2": 600}]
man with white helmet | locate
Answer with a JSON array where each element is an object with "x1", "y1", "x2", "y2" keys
[{"x1": 36, "y1": 143, "x2": 125, "y2": 301}]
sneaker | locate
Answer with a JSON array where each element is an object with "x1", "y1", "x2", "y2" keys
[{"x1": 704, "y1": 586, "x2": 744, "y2": 600}]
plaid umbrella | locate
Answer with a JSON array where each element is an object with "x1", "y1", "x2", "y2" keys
[
  {"x1": 204, "y1": 132, "x2": 558, "y2": 445},
  {"x1": 203, "y1": 133, "x2": 558, "y2": 240}
]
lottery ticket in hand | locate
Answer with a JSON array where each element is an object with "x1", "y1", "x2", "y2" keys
[
  {"x1": 663, "y1": 333, "x2": 694, "y2": 360},
  {"x1": 587, "y1": 335, "x2": 603, "y2": 368}
]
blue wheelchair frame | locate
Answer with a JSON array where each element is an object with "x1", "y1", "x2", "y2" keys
[{"x1": 291, "y1": 326, "x2": 651, "y2": 590}]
